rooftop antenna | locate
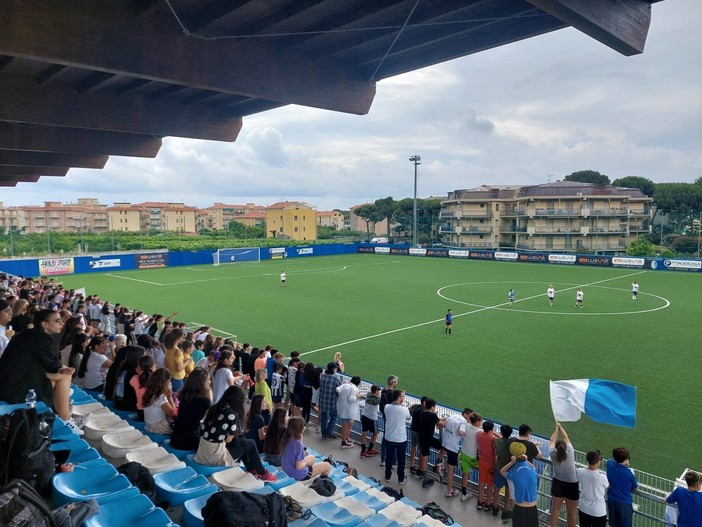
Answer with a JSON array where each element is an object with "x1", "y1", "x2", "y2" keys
[{"x1": 546, "y1": 171, "x2": 553, "y2": 183}]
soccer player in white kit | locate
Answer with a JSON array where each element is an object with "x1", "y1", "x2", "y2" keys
[
  {"x1": 631, "y1": 281, "x2": 639, "y2": 300},
  {"x1": 575, "y1": 288, "x2": 584, "y2": 308},
  {"x1": 547, "y1": 285, "x2": 555, "y2": 306}
]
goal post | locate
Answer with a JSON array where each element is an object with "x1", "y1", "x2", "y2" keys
[{"x1": 213, "y1": 247, "x2": 261, "y2": 266}]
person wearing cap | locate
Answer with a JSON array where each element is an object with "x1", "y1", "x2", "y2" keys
[
  {"x1": 501, "y1": 442, "x2": 538, "y2": 527},
  {"x1": 0, "y1": 298, "x2": 12, "y2": 358},
  {"x1": 577, "y1": 450, "x2": 609, "y2": 527}
]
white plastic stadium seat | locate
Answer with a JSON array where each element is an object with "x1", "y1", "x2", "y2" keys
[
  {"x1": 377, "y1": 500, "x2": 423, "y2": 526},
  {"x1": 83, "y1": 414, "x2": 134, "y2": 440},
  {"x1": 279, "y1": 481, "x2": 342, "y2": 508},
  {"x1": 210, "y1": 466, "x2": 264, "y2": 492},
  {"x1": 101, "y1": 429, "x2": 158, "y2": 459},
  {"x1": 126, "y1": 446, "x2": 186, "y2": 474}
]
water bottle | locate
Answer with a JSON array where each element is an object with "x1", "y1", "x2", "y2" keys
[{"x1": 25, "y1": 389, "x2": 37, "y2": 409}]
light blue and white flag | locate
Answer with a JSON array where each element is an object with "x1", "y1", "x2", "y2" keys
[{"x1": 550, "y1": 379, "x2": 636, "y2": 428}]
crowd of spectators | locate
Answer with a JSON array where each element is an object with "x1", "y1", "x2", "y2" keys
[{"x1": 1, "y1": 272, "x2": 700, "y2": 526}]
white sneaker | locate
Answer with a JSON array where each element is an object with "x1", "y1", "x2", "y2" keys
[
  {"x1": 460, "y1": 492, "x2": 472, "y2": 502},
  {"x1": 66, "y1": 419, "x2": 84, "y2": 436}
]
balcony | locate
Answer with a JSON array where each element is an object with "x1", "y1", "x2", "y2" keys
[
  {"x1": 532, "y1": 209, "x2": 582, "y2": 217},
  {"x1": 439, "y1": 210, "x2": 491, "y2": 219},
  {"x1": 501, "y1": 226, "x2": 527, "y2": 233},
  {"x1": 586, "y1": 208, "x2": 628, "y2": 216},
  {"x1": 532, "y1": 227, "x2": 581, "y2": 234},
  {"x1": 588, "y1": 226, "x2": 628, "y2": 234},
  {"x1": 501, "y1": 208, "x2": 527, "y2": 216},
  {"x1": 629, "y1": 223, "x2": 651, "y2": 233},
  {"x1": 459, "y1": 225, "x2": 492, "y2": 234},
  {"x1": 629, "y1": 209, "x2": 651, "y2": 216}
]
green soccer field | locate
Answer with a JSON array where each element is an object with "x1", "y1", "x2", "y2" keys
[{"x1": 58, "y1": 253, "x2": 702, "y2": 479}]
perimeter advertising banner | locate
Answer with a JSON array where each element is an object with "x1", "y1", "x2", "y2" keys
[
  {"x1": 136, "y1": 252, "x2": 168, "y2": 269},
  {"x1": 612, "y1": 257, "x2": 645, "y2": 268},
  {"x1": 577, "y1": 255, "x2": 612, "y2": 266},
  {"x1": 39, "y1": 257, "x2": 75, "y2": 276},
  {"x1": 649, "y1": 259, "x2": 702, "y2": 272},
  {"x1": 548, "y1": 254, "x2": 576, "y2": 265},
  {"x1": 88, "y1": 258, "x2": 121, "y2": 269}
]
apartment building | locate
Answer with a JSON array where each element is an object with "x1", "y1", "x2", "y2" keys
[
  {"x1": 205, "y1": 203, "x2": 265, "y2": 230},
  {"x1": 440, "y1": 181, "x2": 652, "y2": 254},
  {"x1": 316, "y1": 210, "x2": 345, "y2": 230},
  {"x1": 266, "y1": 201, "x2": 316, "y2": 241},
  {"x1": 20, "y1": 199, "x2": 110, "y2": 234},
  {"x1": 349, "y1": 204, "x2": 389, "y2": 236},
  {"x1": 130, "y1": 202, "x2": 198, "y2": 233},
  {"x1": 0, "y1": 203, "x2": 26, "y2": 234}
]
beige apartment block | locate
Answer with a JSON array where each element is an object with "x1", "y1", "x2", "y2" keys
[
  {"x1": 21, "y1": 200, "x2": 109, "y2": 234},
  {"x1": 205, "y1": 203, "x2": 264, "y2": 230},
  {"x1": 349, "y1": 204, "x2": 389, "y2": 236},
  {"x1": 234, "y1": 210, "x2": 266, "y2": 228},
  {"x1": 316, "y1": 210, "x2": 345, "y2": 230},
  {"x1": 440, "y1": 181, "x2": 652, "y2": 254},
  {"x1": 132, "y1": 202, "x2": 198, "y2": 233},
  {"x1": 266, "y1": 201, "x2": 317, "y2": 241},
  {"x1": 107, "y1": 204, "x2": 149, "y2": 233},
  {"x1": 0, "y1": 203, "x2": 26, "y2": 234}
]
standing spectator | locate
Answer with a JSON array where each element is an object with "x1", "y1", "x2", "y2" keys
[
  {"x1": 333, "y1": 352, "x2": 345, "y2": 374},
  {"x1": 383, "y1": 389, "x2": 411, "y2": 485},
  {"x1": 271, "y1": 363, "x2": 285, "y2": 409},
  {"x1": 318, "y1": 362, "x2": 341, "y2": 439},
  {"x1": 477, "y1": 420, "x2": 500, "y2": 514},
  {"x1": 190, "y1": 340, "x2": 205, "y2": 365},
  {"x1": 245, "y1": 394, "x2": 270, "y2": 452},
  {"x1": 359, "y1": 384, "x2": 381, "y2": 459},
  {"x1": 549, "y1": 423, "x2": 579, "y2": 527},
  {"x1": 287, "y1": 357, "x2": 300, "y2": 417},
  {"x1": 501, "y1": 442, "x2": 539, "y2": 527},
  {"x1": 99, "y1": 301, "x2": 112, "y2": 333},
  {"x1": 0, "y1": 299, "x2": 12, "y2": 357},
  {"x1": 509, "y1": 424, "x2": 543, "y2": 463},
  {"x1": 164, "y1": 329, "x2": 189, "y2": 392},
  {"x1": 577, "y1": 450, "x2": 609, "y2": 527},
  {"x1": 379, "y1": 375, "x2": 399, "y2": 466},
  {"x1": 606, "y1": 447, "x2": 638, "y2": 527},
  {"x1": 337, "y1": 375, "x2": 363, "y2": 449},
  {"x1": 418, "y1": 399, "x2": 445, "y2": 490},
  {"x1": 10, "y1": 298, "x2": 33, "y2": 335},
  {"x1": 440, "y1": 409, "x2": 468, "y2": 494},
  {"x1": 461, "y1": 412, "x2": 483, "y2": 504},
  {"x1": 666, "y1": 470, "x2": 702, "y2": 527},
  {"x1": 408, "y1": 396, "x2": 427, "y2": 477},
  {"x1": 494, "y1": 424, "x2": 514, "y2": 520},
  {"x1": 254, "y1": 368, "x2": 273, "y2": 409},
  {"x1": 129, "y1": 354, "x2": 156, "y2": 421},
  {"x1": 211, "y1": 350, "x2": 237, "y2": 404}
]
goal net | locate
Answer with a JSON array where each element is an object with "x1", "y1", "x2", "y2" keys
[{"x1": 213, "y1": 247, "x2": 261, "y2": 266}]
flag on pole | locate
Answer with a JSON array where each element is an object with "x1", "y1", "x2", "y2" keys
[{"x1": 550, "y1": 379, "x2": 636, "y2": 428}]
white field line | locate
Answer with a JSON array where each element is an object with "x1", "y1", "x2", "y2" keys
[
  {"x1": 188, "y1": 321, "x2": 236, "y2": 339},
  {"x1": 300, "y1": 269, "x2": 648, "y2": 357},
  {"x1": 104, "y1": 273, "x2": 163, "y2": 286}
]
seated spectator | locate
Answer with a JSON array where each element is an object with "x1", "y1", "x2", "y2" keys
[
  {"x1": 112, "y1": 345, "x2": 147, "y2": 411},
  {"x1": 65, "y1": 333, "x2": 89, "y2": 377},
  {"x1": 77, "y1": 335, "x2": 113, "y2": 392},
  {"x1": 170, "y1": 368, "x2": 212, "y2": 451},
  {"x1": 129, "y1": 354, "x2": 156, "y2": 421},
  {"x1": 244, "y1": 394, "x2": 270, "y2": 452},
  {"x1": 262, "y1": 408, "x2": 287, "y2": 467},
  {"x1": 281, "y1": 416, "x2": 331, "y2": 481},
  {"x1": 0, "y1": 299, "x2": 13, "y2": 358},
  {"x1": 10, "y1": 298, "x2": 33, "y2": 335},
  {"x1": 193, "y1": 386, "x2": 276, "y2": 482},
  {"x1": 142, "y1": 368, "x2": 176, "y2": 435},
  {"x1": 0, "y1": 309, "x2": 81, "y2": 432},
  {"x1": 666, "y1": 470, "x2": 702, "y2": 527}
]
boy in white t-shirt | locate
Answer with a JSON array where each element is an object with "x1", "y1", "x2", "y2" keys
[{"x1": 440, "y1": 410, "x2": 468, "y2": 497}]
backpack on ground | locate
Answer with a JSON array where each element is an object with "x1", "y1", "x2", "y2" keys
[
  {"x1": 0, "y1": 408, "x2": 55, "y2": 496},
  {"x1": 282, "y1": 495, "x2": 310, "y2": 522},
  {"x1": 309, "y1": 475, "x2": 336, "y2": 497},
  {"x1": 418, "y1": 502, "x2": 454, "y2": 525},
  {"x1": 116, "y1": 462, "x2": 156, "y2": 502},
  {"x1": 380, "y1": 486, "x2": 404, "y2": 501},
  {"x1": 202, "y1": 491, "x2": 288, "y2": 527}
]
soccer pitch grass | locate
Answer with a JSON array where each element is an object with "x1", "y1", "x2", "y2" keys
[{"x1": 58, "y1": 253, "x2": 701, "y2": 479}]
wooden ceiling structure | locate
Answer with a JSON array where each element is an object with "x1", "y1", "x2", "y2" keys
[{"x1": 0, "y1": 0, "x2": 663, "y2": 188}]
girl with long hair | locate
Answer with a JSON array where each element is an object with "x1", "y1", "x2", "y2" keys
[
  {"x1": 244, "y1": 394, "x2": 269, "y2": 452},
  {"x1": 112, "y1": 345, "x2": 146, "y2": 410},
  {"x1": 66, "y1": 332, "x2": 89, "y2": 374},
  {"x1": 10, "y1": 298, "x2": 33, "y2": 334},
  {"x1": 194, "y1": 385, "x2": 276, "y2": 482},
  {"x1": 77, "y1": 335, "x2": 113, "y2": 392},
  {"x1": 549, "y1": 422, "x2": 579, "y2": 527},
  {"x1": 281, "y1": 416, "x2": 331, "y2": 481},
  {"x1": 299, "y1": 362, "x2": 316, "y2": 424},
  {"x1": 142, "y1": 368, "x2": 176, "y2": 435},
  {"x1": 170, "y1": 368, "x2": 212, "y2": 450},
  {"x1": 262, "y1": 408, "x2": 287, "y2": 466},
  {"x1": 129, "y1": 354, "x2": 156, "y2": 421}
]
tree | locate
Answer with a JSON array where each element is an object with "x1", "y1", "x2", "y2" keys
[
  {"x1": 626, "y1": 235, "x2": 657, "y2": 256},
  {"x1": 353, "y1": 203, "x2": 383, "y2": 239},
  {"x1": 612, "y1": 176, "x2": 656, "y2": 196},
  {"x1": 228, "y1": 221, "x2": 265, "y2": 239},
  {"x1": 373, "y1": 197, "x2": 397, "y2": 238},
  {"x1": 564, "y1": 170, "x2": 610, "y2": 185},
  {"x1": 653, "y1": 183, "x2": 702, "y2": 230}
]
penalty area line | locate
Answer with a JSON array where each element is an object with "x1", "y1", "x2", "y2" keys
[{"x1": 104, "y1": 273, "x2": 163, "y2": 286}]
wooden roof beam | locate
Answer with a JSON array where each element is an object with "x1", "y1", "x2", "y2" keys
[
  {"x1": 0, "y1": 0, "x2": 375, "y2": 115},
  {"x1": 0, "y1": 75, "x2": 242, "y2": 141},
  {"x1": 0, "y1": 151, "x2": 108, "y2": 169},
  {"x1": 526, "y1": 0, "x2": 652, "y2": 56},
  {"x1": 0, "y1": 176, "x2": 39, "y2": 186},
  {"x1": 0, "y1": 122, "x2": 162, "y2": 157}
]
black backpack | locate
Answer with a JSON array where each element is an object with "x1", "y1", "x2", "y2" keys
[
  {"x1": 0, "y1": 478, "x2": 55, "y2": 527},
  {"x1": 418, "y1": 502, "x2": 454, "y2": 525},
  {"x1": 380, "y1": 486, "x2": 404, "y2": 501},
  {"x1": 116, "y1": 462, "x2": 156, "y2": 502},
  {"x1": 203, "y1": 491, "x2": 288, "y2": 527},
  {"x1": 309, "y1": 475, "x2": 336, "y2": 497},
  {"x1": 0, "y1": 408, "x2": 55, "y2": 497}
]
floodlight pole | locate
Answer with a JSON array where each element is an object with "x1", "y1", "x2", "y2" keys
[{"x1": 409, "y1": 155, "x2": 421, "y2": 246}]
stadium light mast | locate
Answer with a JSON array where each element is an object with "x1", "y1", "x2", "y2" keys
[{"x1": 409, "y1": 155, "x2": 421, "y2": 246}]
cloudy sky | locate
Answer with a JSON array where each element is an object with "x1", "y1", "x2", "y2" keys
[{"x1": 5, "y1": 0, "x2": 700, "y2": 212}]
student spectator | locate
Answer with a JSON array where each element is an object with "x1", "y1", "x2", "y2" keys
[
  {"x1": 99, "y1": 301, "x2": 111, "y2": 333},
  {"x1": 501, "y1": 442, "x2": 539, "y2": 527},
  {"x1": 549, "y1": 422, "x2": 579, "y2": 527},
  {"x1": 281, "y1": 416, "x2": 331, "y2": 481},
  {"x1": 245, "y1": 394, "x2": 270, "y2": 452},
  {"x1": 666, "y1": 470, "x2": 702, "y2": 527},
  {"x1": 383, "y1": 389, "x2": 411, "y2": 485},
  {"x1": 170, "y1": 368, "x2": 212, "y2": 451},
  {"x1": 164, "y1": 329, "x2": 190, "y2": 392},
  {"x1": 333, "y1": 351, "x2": 345, "y2": 374},
  {"x1": 271, "y1": 363, "x2": 285, "y2": 409},
  {"x1": 606, "y1": 447, "x2": 638, "y2": 527},
  {"x1": 461, "y1": 412, "x2": 483, "y2": 503},
  {"x1": 359, "y1": 384, "x2": 381, "y2": 459},
  {"x1": 509, "y1": 424, "x2": 543, "y2": 463},
  {"x1": 254, "y1": 368, "x2": 273, "y2": 409},
  {"x1": 262, "y1": 408, "x2": 287, "y2": 467},
  {"x1": 418, "y1": 398, "x2": 445, "y2": 490},
  {"x1": 190, "y1": 339, "x2": 205, "y2": 365},
  {"x1": 65, "y1": 333, "x2": 89, "y2": 378},
  {"x1": 337, "y1": 375, "x2": 363, "y2": 449},
  {"x1": 440, "y1": 409, "x2": 468, "y2": 494},
  {"x1": 577, "y1": 450, "x2": 609, "y2": 527},
  {"x1": 408, "y1": 396, "x2": 427, "y2": 476},
  {"x1": 494, "y1": 424, "x2": 514, "y2": 520},
  {"x1": 319, "y1": 362, "x2": 341, "y2": 439},
  {"x1": 142, "y1": 368, "x2": 176, "y2": 435},
  {"x1": 254, "y1": 348, "x2": 267, "y2": 374},
  {"x1": 10, "y1": 298, "x2": 33, "y2": 335},
  {"x1": 0, "y1": 309, "x2": 81, "y2": 433},
  {"x1": 299, "y1": 362, "x2": 316, "y2": 425},
  {"x1": 194, "y1": 386, "x2": 276, "y2": 482},
  {"x1": 212, "y1": 350, "x2": 237, "y2": 404},
  {"x1": 310, "y1": 366, "x2": 323, "y2": 432},
  {"x1": 137, "y1": 334, "x2": 165, "y2": 369},
  {"x1": 477, "y1": 420, "x2": 500, "y2": 513},
  {"x1": 113, "y1": 345, "x2": 147, "y2": 411},
  {"x1": 379, "y1": 375, "x2": 399, "y2": 467},
  {"x1": 77, "y1": 335, "x2": 113, "y2": 392},
  {"x1": 129, "y1": 354, "x2": 156, "y2": 421}
]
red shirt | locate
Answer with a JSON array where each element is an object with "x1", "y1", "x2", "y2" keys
[{"x1": 477, "y1": 430, "x2": 496, "y2": 466}]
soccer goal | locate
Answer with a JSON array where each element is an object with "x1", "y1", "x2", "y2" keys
[{"x1": 213, "y1": 247, "x2": 261, "y2": 266}]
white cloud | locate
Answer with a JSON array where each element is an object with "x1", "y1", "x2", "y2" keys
[{"x1": 4, "y1": 0, "x2": 700, "y2": 211}]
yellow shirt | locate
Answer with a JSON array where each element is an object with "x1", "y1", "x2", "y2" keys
[{"x1": 165, "y1": 346, "x2": 186, "y2": 381}]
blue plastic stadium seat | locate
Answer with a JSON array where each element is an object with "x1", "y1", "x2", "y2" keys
[
  {"x1": 110, "y1": 408, "x2": 138, "y2": 421},
  {"x1": 154, "y1": 467, "x2": 218, "y2": 507},
  {"x1": 143, "y1": 431, "x2": 169, "y2": 445},
  {"x1": 162, "y1": 439, "x2": 196, "y2": 460},
  {"x1": 416, "y1": 520, "x2": 462, "y2": 527},
  {"x1": 310, "y1": 501, "x2": 362, "y2": 527},
  {"x1": 357, "y1": 517, "x2": 403, "y2": 527},
  {"x1": 352, "y1": 491, "x2": 390, "y2": 513},
  {"x1": 0, "y1": 401, "x2": 51, "y2": 416},
  {"x1": 266, "y1": 467, "x2": 295, "y2": 491},
  {"x1": 184, "y1": 454, "x2": 228, "y2": 477},
  {"x1": 250, "y1": 485, "x2": 276, "y2": 495},
  {"x1": 52, "y1": 462, "x2": 134, "y2": 506},
  {"x1": 399, "y1": 496, "x2": 421, "y2": 509},
  {"x1": 290, "y1": 516, "x2": 331, "y2": 527},
  {"x1": 84, "y1": 493, "x2": 178, "y2": 527},
  {"x1": 51, "y1": 438, "x2": 90, "y2": 455},
  {"x1": 357, "y1": 475, "x2": 381, "y2": 489},
  {"x1": 182, "y1": 491, "x2": 218, "y2": 527}
]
